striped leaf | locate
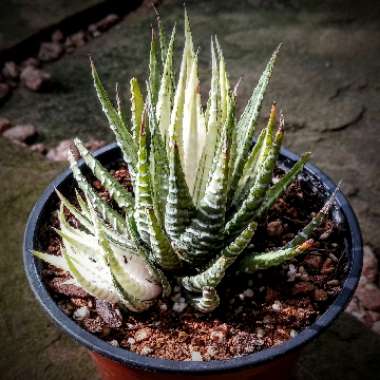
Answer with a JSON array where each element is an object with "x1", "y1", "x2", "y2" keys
[
  {"x1": 134, "y1": 110, "x2": 153, "y2": 245},
  {"x1": 156, "y1": 24, "x2": 176, "y2": 142},
  {"x1": 181, "y1": 221, "x2": 257, "y2": 292},
  {"x1": 74, "y1": 138, "x2": 134, "y2": 212},
  {"x1": 90, "y1": 59, "x2": 138, "y2": 178},
  {"x1": 130, "y1": 77, "x2": 144, "y2": 145}
]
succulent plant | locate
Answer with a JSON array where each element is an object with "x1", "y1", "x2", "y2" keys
[{"x1": 34, "y1": 10, "x2": 337, "y2": 314}]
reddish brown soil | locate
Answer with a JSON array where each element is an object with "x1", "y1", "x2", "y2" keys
[{"x1": 39, "y1": 163, "x2": 347, "y2": 361}]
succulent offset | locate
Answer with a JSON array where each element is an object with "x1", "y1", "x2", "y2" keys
[{"x1": 34, "y1": 11, "x2": 337, "y2": 314}]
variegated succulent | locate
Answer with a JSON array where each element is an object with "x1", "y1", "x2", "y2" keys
[{"x1": 34, "y1": 11, "x2": 337, "y2": 314}]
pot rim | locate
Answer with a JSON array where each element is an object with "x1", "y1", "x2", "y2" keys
[{"x1": 23, "y1": 143, "x2": 363, "y2": 375}]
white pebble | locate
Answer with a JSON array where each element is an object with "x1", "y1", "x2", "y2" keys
[
  {"x1": 287, "y1": 264, "x2": 297, "y2": 282},
  {"x1": 191, "y1": 351, "x2": 203, "y2": 361},
  {"x1": 256, "y1": 327, "x2": 265, "y2": 338},
  {"x1": 173, "y1": 302, "x2": 187, "y2": 313},
  {"x1": 244, "y1": 288, "x2": 254, "y2": 298},
  {"x1": 272, "y1": 301, "x2": 282, "y2": 312},
  {"x1": 141, "y1": 346, "x2": 153, "y2": 355},
  {"x1": 73, "y1": 306, "x2": 90, "y2": 320},
  {"x1": 159, "y1": 303, "x2": 168, "y2": 311},
  {"x1": 109, "y1": 339, "x2": 119, "y2": 347},
  {"x1": 207, "y1": 345, "x2": 218, "y2": 357},
  {"x1": 290, "y1": 329, "x2": 298, "y2": 338},
  {"x1": 134, "y1": 328, "x2": 151, "y2": 342},
  {"x1": 210, "y1": 330, "x2": 225, "y2": 343},
  {"x1": 127, "y1": 337, "x2": 136, "y2": 345}
]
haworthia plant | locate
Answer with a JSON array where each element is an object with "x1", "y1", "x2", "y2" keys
[{"x1": 34, "y1": 10, "x2": 339, "y2": 314}]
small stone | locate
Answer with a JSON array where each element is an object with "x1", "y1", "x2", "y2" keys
[
  {"x1": 356, "y1": 283, "x2": 380, "y2": 311},
  {"x1": 0, "y1": 82, "x2": 11, "y2": 103},
  {"x1": 243, "y1": 288, "x2": 254, "y2": 298},
  {"x1": 314, "y1": 288, "x2": 328, "y2": 302},
  {"x1": 3, "y1": 124, "x2": 37, "y2": 143},
  {"x1": 38, "y1": 41, "x2": 63, "y2": 61},
  {"x1": 141, "y1": 346, "x2": 153, "y2": 355},
  {"x1": 206, "y1": 345, "x2": 219, "y2": 357},
  {"x1": 83, "y1": 316, "x2": 105, "y2": 333},
  {"x1": 95, "y1": 299, "x2": 123, "y2": 328},
  {"x1": 73, "y1": 306, "x2": 90, "y2": 320},
  {"x1": 191, "y1": 351, "x2": 203, "y2": 361},
  {"x1": 134, "y1": 327, "x2": 151, "y2": 342},
  {"x1": 30, "y1": 143, "x2": 47, "y2": 154},
  {"x1": 266, "y1": 220, "x2": 284, "y2": 237},
  {"x1": 290, "y1": 329, "x2": 298, "y2": 338},
  {"x1": 46, "y1": 139, "x2": 74, "y2": 161},
  {"x1": 256, "y1": 327, "x2": 265, "y2": 338},
  {"x1": 321, "y1": 258, "x2": 335, "y2": 274},
  {"x1": 372, "y1": 321, "x2": 380, "y2": 335},
  {"x1": 52, "y1": 29, "x2": 64, "y2": 43},
  {"x1": 287, "y1": 264, "x2": 297, "y2": 282},
  {"x1": 362, "y1": 246, "x2": 378, "y2": 283},
  {"x1": 88, "y1": 24, "x2": 100, "y2": 36},
  {"x1": 0, "y1": 117, "x2": 11, "y2": 133},
  {"x1": 109, "y1": 339, "x2": 119, "y2": 347},
  {"x1": 292, "y1": 281, "x2": 315, "y2": 295},
  {"x1": 159, "y1": 303, "x2": 168, "y2": 311},
  {"x1": 173, "y1": 302, "x2": 187, "y2": 313},
  {"x1": 210, "y1": 330, "x2": 225, "y2": 343},
  {"x1": 70, "y1": 31, "x2": 86, "y2": 48},
  {"x1": 2, "y1": 61, "x2": 19, "y2": 80},
  {"x1": 127, "y1": 337, "x2": 135, "y2": 345},
  {"x1": 304, "y1": 254, "x2": 322, "y2": 270},
  {"x1": 177, "y1": 331, "x2": 189, "y2": 342},
  {"x1": 96, "y1": 14, "x2": 120, "y2": 32},
  {"x1": 20, "y1": 66, "x2": 51, "y2": 91},
  {"x1": 272, "y1": 300, "x2": 282, "y2": 312}
]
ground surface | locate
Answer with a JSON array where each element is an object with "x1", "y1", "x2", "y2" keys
[{"x1": 1, "y1": 0, "x2": 379, "y2": 379}]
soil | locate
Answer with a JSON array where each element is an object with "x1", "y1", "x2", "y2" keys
[{"x1": 39, "y1": 162, "x2": 348, "y2": 361}]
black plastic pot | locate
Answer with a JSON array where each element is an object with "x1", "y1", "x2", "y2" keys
[{"x1": 23, "y1": 143, "x2": 363, "y2": 380}]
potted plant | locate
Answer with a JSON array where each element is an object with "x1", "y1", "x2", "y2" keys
[{"x1": 24, "y1": 10, "x2": 362, "y2": 380}]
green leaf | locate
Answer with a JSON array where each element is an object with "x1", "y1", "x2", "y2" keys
[
  {"x1": 130, "y1": 77, "x2": 144, "y2": 145},
  {"x1": 149, "y1": 28, "x2": 160, "y2": 106},
  {"x1": 181, "y1": 221, "x2": 257, "y2": 292},
  {"x1": 90, "y1": 59, "x2": 138, "y2": 178},
  {"x1": 156, "y1": 24, "x2": 176, "y2": 142},
  {"x1": 147, "y1": 93, "x2": 169, "y2": 225},
  {"x1": 179, "y1": 130, "x2": 230, "y2": 263},
  {"x1": 165, "y1": 141, "x2": 195, "y2": 247},
  {"x1": 74, "y1": 138, "x2": 134, "y2": 212},
  {"x1": 238, "y1": 240, "x2": 314, "y2": 273},
  {"x1": 231, "y1": 104, "x2": 277, "y2": 204},
  {"x1": 146, "y1": 207, "x2": 182, "y2": 271},
  {"x1": 134, "y1": 109, "x2": 153, "y2": 245},
  {"x1": 231, "y1": 45, "x2": 281, "y2": 194},
  {"x1": 55, "y1": 189, "x2": 92, "y2": 232},
  {"x1": 33, "y1": 250, "x2": 68, "y2": 271},
  {"x1": 225, "y1": 119, "x2": 284, "y2": 236},
  {"x1": 63, "y1": 243, "x2": 120, "y2": 303},
  {"x1": 68, "y1": 150, "x2": 127, "y2": 233},
  {"x1": 189, "y1": 287, "x2": 220, "y2": 313},
  {"x1": 254, "y1": 152, "x2": 311, "y2": 218}
]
